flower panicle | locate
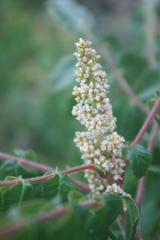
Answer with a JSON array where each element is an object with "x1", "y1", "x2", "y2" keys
[{"x1": 72, "y1": 38, "x2": 128, "y2": 197}]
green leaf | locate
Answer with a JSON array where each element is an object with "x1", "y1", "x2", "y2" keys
[
  {"x1": 43, "y1": 171, "x2": 54, "y2": 176},
  {"x1": 122, "y1": 146, "x2": 127, "y2": 159},
  {"x1": 71, "y1": 204, "x2": 91, "y2": 240},
  {"x1": 0, "y1": 160, "x2": 41, "y2": 180},
  {"x1": 40, "y1": 202, "x2": 92, "y2": 240},
  {"x1": 95, "y1": 164, "x2": 106, "y2": 174},
  {"x1": 100, "y1": 33, "x2": 122, "y2": 52},
  {"x1": 108, "y1": 230, "x2": 118, "y2": 240},
  {"x1": 119, "y1": 51, "x2": 148, "y2": 83},
  {"x1": 68, "y1": 190, "x2": 87, "y2": 203},
  {"x1": 19, "y1": 200, "x2": 54, "y2": 217},
  {"x1": 47, "y1": 0, "x2": 95, "y2": 33},
  {"x1": 149, "y1": 165, "x2": 160, "y2": 174},
  {"x1": 14, "y1": 149, "x2": 27, "y2": 157},
  {"x1": 123, "y1": 173, "x2": 138, "y2": 197},
  {"x1": 51, "y1": 55, "x2": 76, "y2": 92},
  {"x1": 23, "y1": 151, "x2": 37, "y2": 162},
  {"x1": 155, "y1": 90, "x2": 160, "y2": 98},
  {"x1": 112, "y1": 97, "x2": 145, "y2": 141},
  {"x1": 41, "y1": 173, "x2": 76, "y2": 202},
  {"x1": 14, "y1": 149, "x2": 37, "y2": 162},
  {"x1": 147, "y1": 98, "x2": 160, "y2": 124},
  {"x1": 39, "y1": 210, "x2": 74, "y2": 240},
  {"x1": 0, "y1": 160, "x2": 20, "y2": 180},
  {"x1": 85, "y1": 193, "x2": 123, "y2": 240},
  {"x1": 138, "y1": 70, "x2": 160, "y2": 101},
  {"x1": 119, "y1": 52, "x2": 160, "y2": 100},
  {"x1": 0, "y1": 181, "x2": 33, "y2": 211},
  {"x1": 121, "y1": 196, "x2": 140, "y2": 240},
  {"x1": 126, "y1": 144, "x2": 152, "y2": 178}
]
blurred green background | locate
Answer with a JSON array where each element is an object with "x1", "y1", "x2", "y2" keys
[
  {"x1": 0, "y1": 0, "x2": 160, "y2": 167},
  {"x1": 0, "y1": 0, "x2": 160, "y2": 239},
  {"x1": 1, "y1": 0, "x2": 158, "y2": 167},
  {"x1": 0, "y1": 0, "x2": 79, "y2": 168}
]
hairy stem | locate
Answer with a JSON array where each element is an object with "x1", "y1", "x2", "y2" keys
[
  {"x1": 70, "y1": 176, "x2": 91, "y2": 192},
  {"x1": 130, "y1": 97, "x2": 160, "y2": 148},
  {"x1": 136, "y1": 121, "x2": 159, "y2": 206},
  {"x1": 120, "y1": 98, "x2": 160, "y2": 185},
  {"x1": 0, "y1": 152, "x2": 90, "y2": 192},
  {"x1": 135, "y1": 121, "x2": 159, "y2": 240},
  {"x1": 36, "y1": 206, "x2": 68, "y2": 222},
  {"x1": 0, "y1": 164, "x2": 107, "y2": 186},
  {"x1": 0, "y1": 152, "x2": 53, "y2": 172}
]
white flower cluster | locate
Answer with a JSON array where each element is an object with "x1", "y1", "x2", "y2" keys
[
  {"x1": 72, "y1": 38, "x2": 116, "y2": 135},
  {"x1": 72, "y1": 38, "x2": 127, "y2": 197},
  {"x1": 74, "y1": 131, "x2": 125, "y2": 181}
]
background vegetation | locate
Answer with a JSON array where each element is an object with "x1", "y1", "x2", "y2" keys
[{"x1": 0, "y1": 0, "x2": 160, "y2": 239}]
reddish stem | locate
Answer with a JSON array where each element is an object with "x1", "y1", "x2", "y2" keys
[
  {"x1": 64, "y1": 164, "x2": 109, "y2": 180},
  {"x1": 135, "y1": 121, "x2": 159, "y2": 207},
  {"x1": 130, "y1": 97, "x2": 160, "y2": 148},
  {"x1": 0, "y1": 221, "x2": 26, "y2": 238},
  {"x1": 70, "y1": 176, "x2": 91, "y2": 192},
  {"x1": 119, "y1": 97, "x2": 160, "y2": 180},
  {"x1": 0, "y1": 152, "x2": 90, "y2": 192},
  {"x1": 0, "y1": 207, "x2": 67, "y2": 238},
  {"x1": 0, "y1": 152, "x2": 53, "y2": 172},
  {"x1": 36, "y1": 206, "x2": 67, "y2": 222},
  {"x1": 0, "y1": 164, "x2": 105, "y2": 186},
  {"x1": 135, "y1": 121, "x2": 159, "y2": 240},
  {"x1": 79, "y1": 199, "x2": 99, "y2": 207},
  {"x1": 135, "y1": 176, "x2": 146, "y2": 207},
  {"x1": 63, "y1": 164, "x2": 96, "y2": 174}
]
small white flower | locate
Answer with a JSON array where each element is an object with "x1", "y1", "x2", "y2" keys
[{"x1": 72, "y1": 38, "x2": 127, "y2": 197}]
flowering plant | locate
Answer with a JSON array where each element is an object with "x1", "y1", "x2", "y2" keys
[
  {"x1": 72, "y1": 38, "x2": 126, "y2": 197},
  {"x1": 0, "y1": 38, "x2": 159, "y2": 240}
]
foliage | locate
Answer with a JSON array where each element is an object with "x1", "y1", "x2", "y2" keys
[
  {"x1": 0, "y1": 0, "x2": 160, "y2": 240},
  {"x1": 0, "y1": 155, "x2": 139, "y2": 240},
  {"x1": 126, "y1": 144, "x2": 151, "y2": 178}
]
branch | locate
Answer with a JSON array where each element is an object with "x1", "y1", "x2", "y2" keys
[
  {"x1": 134, "y1": 119, "x2": 159, "y2": 240},
  {"x1": 135, "y1": 121, "x2": 159, "y2": 207},
  {"x1": 0, "y1": 152, "x2": 90, "y2": 192},
  {"x1": 0, "y1": 164, "x2": 107, "y2": 186},
  {"x1": 0, "y1": 152, "x2": 52, "y2": 172},
  {"x1": 119, "y1": 98, "x2": 160, "y2": 186},
  {"x1": 130, "y1": 97, "x2": 160, "y2": 148},
  {"x1": 70, "y1": 176, "x2": 91, "y2": 192}
]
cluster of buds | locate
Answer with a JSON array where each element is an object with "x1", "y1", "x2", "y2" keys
[{"x1": 72, "y1": 38, "x2": 127, "y2": 197}]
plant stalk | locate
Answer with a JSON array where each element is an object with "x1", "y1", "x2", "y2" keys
[
  {"x1": 130, "y1": 97, "x2": 160, "y2": 148},
  {"x1": 0, "y1": 152, "x2": 91, "y2": 192},
  {"x1": 0, "y1": 164, "x2": 107, "y2": 186}
]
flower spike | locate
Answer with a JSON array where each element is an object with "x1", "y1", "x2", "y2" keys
[{"x1": 72, "y1": 38, "x2": 127, "y2": 197}]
